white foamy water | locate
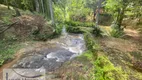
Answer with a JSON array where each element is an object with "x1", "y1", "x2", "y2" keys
[{"x1": 44, "y1": 26, "x2": 86, "y2": 62}]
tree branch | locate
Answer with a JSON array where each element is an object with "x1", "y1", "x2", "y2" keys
[{"x1": 0, "y1": 22, "x2": 17, "y2": 34}]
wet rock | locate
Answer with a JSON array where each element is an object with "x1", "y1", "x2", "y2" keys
[{"x1": 12, "y1": 33, "x2": 86, "y2": 74}]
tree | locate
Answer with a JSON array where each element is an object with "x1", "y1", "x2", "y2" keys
[
  {"x1": 95, "y1": 0, "x2": 103, "y2": 26},
  {"x1": 49, "y1": 0, "x2": 55, "y2": 25},
  {"x1": 105, "y1": 0, "x2": 142, "y2": 30},
  {"x1": 35, "y1": 0, "x2": 40, "y2": 12}
]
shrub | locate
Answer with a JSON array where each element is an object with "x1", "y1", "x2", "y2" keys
[
  {"x1": 51, "y1": 23, "x2": 63, "y2": 38},
  {"x1": 94, "y1": 56, "x2": 128, "y2": 80},
  {"x1": 109, "y1": 23, "x2": 124, "y2": 38},
  {"x1": 84, "y1": 32, "x2": 100, "y2": 60},
  {"x1": 66, "y1": 26, "x2": 84, "y2": 33},
  {"x1": 92, "y1": 26, "x2": 103, "y2": 37},
  {"x1": 65, "y1": 21, "x2": 95, "y2": 27},
  {"x1": 109, "y1": 29, "x2": 124, "y2": 38}
]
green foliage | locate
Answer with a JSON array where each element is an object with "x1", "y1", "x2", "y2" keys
[
  {"x1": 66, "y1": 26, "x2": 84, "y2": 34},
  {"x1": 93, "y1": 56, "x2": 128, "y2": 80},
  {"x1": 2, "y1": 16, "x2": 12, "y2": 24},
  {"x1": 69, "y1": 8, "x2": 91, "y2": 21},
  {"x1": 54, "y1": 5, "x2": 66, "y2": 22},
  {"x1": 52, "y1": 23, "x2": 63, "y2": 37},
  {"x1": 105, "y1": 0, "x2": 122, "y2": 13},
  {"x1": 21, "y1": 0, "x2": 32, "y2": 10},
  {"x1": 65, "y1": 21, "x2": 95, "y2": 27},
  {"x1": 84, "y1": 0, "x2": 98, "y2": 10},
  {"x1": 109, "y1": 29, "x2": 124, "y2": 38},
  {"x1": 54, "y1": 0, "x2": 92, "y2": 22},
  {"x1": 65, "y1": 20, "x2": 96, "y2": 34},
  {"x1": 0, "y1": 39, "x2": 20, "y2": 66},
  {"x1": 109, "y1": 24, "x2": 124, "y2": 38},
  {"x1": 84, "y1": 32, "x2": 100, "y2": 53},
  {"x1": 92, "y1": 26, "x2": 103, "y2": 37}
]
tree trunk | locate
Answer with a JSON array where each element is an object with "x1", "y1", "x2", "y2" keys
[
  {"x1": 95, "y1": 0, "x2": 102, "y2": 27},
  {"x1": 35, "y1": 0, "x2": 40, "y2": 12},
  {"x1": 44, "y1": 0, "x2": 50, "y2": 19},
  {"x1": 41, "y1": 0, "x2": 45, "y2": 13},
  {"x1": 49, "y1": 0, "x2": 55, "y2": 25}
]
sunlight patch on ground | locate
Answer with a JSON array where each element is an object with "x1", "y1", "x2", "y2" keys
[
  {"x1": 124, "y1": 29, "x2": 140, "y2": 37},
  {"x1": 0, "y1": 4, "x2": 14, "y2": 10}
]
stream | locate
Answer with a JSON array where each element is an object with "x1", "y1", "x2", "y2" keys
[{"x1": 5, "y1": 27, "x2": 86, "y2": 79}]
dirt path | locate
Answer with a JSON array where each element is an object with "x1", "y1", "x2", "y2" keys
[
  {"x1": 0, "y1": 49, "x2": 25, "y2": 80},
  {"x1": 98, "y1": 28, "x2": 142, "y2": 80},
  {"x1": 124, "y1": 29, "x2": 142, "y2": 45}
]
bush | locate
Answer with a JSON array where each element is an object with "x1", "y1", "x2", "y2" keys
[
  {"x1": 69, "y1": 8, "x2": 91, "y2": 22},
  {"x1": 84, "y1": 32, "x2": 100, "y2": 58},
  {"x1": 70, "y1": 13, "x2": 86, "y2": 22},
  {"x1": 92, "y1": 26, "x2": 103, "y2": 37},
  {"x1": 51, "y1": 23, "x2": 63, "y2": 38},
  {"x1": 109, "y1": 23, "x2": 124, "y2": 38},
  {"x1": 109, "y1": 29, "x2": 124, "y2": 38},
  {"x1": 65, "y1": 21, "x2": 95, "y2": 27},
  {"x1": 94, "y1": 56, "x2": 127, "y2": 80},
  {"x1": 66, "y1": 26, "x2": 84, "y2": 33}
]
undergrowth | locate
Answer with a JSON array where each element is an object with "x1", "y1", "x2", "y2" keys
[
  {"x1": 93, "y1": 55, "x2": 127, "y2": 80},
  {"x1": 83, "y1": 31, "x2": 127, "y2": 80},
  {"x1": 65, "y1": 20, "x2": 95, "y2": 27},
  {"x1": 109, "y1": 29, "x2": 124, "y2": 38},
  {"x1": 0, "y1": 39, "x2": 21, "y2": 66},
  {"x1": 109, "y1": 23, "x2": 124, "y2": 38}
]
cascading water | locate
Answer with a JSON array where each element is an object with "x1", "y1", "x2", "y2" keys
[
  {"x1": 12, "y1": 26, "x2": 86, "y2": 74},
  {"x1": 62, "y1": 25, "x2": 67, "y2": 36},
  {"x1": 44, "y1": 26, "x2": 86, "y2": 63}
]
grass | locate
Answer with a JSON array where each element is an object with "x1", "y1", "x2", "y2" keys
[{"x1": 0, "y1": 39, "x2": 22, "y2": 66}]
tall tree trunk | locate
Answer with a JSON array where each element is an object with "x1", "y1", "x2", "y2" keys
[
  {"x1": 41, "y1": 0, "x2": 45, "y2": 13},
  {"x1": 5, "y1": 0, "x2": 10, "y2": 9},
  {"x1": 44, "y1": 0, "x2": 50, "y2": 19},
  {"x1": 35, "y1": 0, "x2": 40, "y2": 12},
  {"x1": 95, "y1": 0, "x2": 102, "y2": 27},
  {"x1": 49, "y1": 0, "x2": 55, "y2": 25}
]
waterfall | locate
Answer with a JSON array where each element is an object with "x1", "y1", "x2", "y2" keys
[{"x1": 62, "y1": 25, "x2": 67, "y2": 36}]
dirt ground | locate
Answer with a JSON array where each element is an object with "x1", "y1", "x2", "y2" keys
[{"x1": 98, "y1": 28, "x2": 142, "y2": 80}]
